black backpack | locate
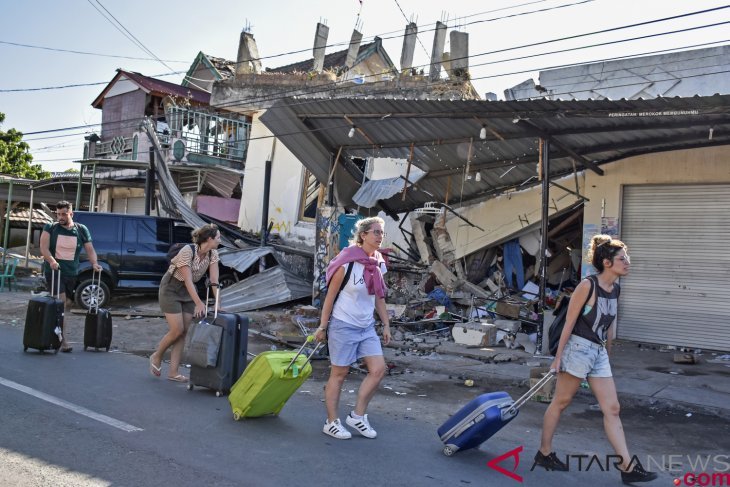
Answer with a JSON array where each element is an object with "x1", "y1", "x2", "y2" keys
[
  {"x1": 548, "y1": 276, "x2": 595, "y2": 356},
  {"x1": 166, "y1": 243, "x2": 195, "y2": 266}
]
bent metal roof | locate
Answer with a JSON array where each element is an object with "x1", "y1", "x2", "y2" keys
[{"x1": 260, "y1": 94, "x2": 730, "y2": 215}]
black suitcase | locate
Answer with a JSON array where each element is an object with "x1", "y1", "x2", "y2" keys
[
  {"x1": 83, "y1": 271, "x2": 113, "y2": 351},
  {"x1": 188, "y1": 289, "x2": 249, "y2": 396},
  {"x1": 23, "y1": 271, "x2": 63, "y2": 354}
]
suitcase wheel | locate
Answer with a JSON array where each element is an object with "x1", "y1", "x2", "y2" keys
[
  {"x1": 233, "y1": 411, "x2": 241, "y2": 421},
  {"x1": 23, "y1": 347, "x2": 28, "y2": 352},
  {"x1": 186, "y1": 384, "x2": 194, "y2": 391},
  {"x1": 84, "y1": 346, "x2": 88, "y2": 351},
  {"x1": 215, "y1": 390, "x2": 222, "y2": 397},
  {"x1": 443, "y1": 445, "x2": 457, "y2": 457},
  {"x1": 105, "y1": 346, "x2": 110, "y2": 352}
]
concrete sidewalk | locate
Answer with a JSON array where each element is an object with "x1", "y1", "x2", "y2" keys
[
  {"x1": 5, "y1": 280, "x2": 729, "y2": 419},
  {"x1": 389, "y1": 338, "x2": 730, "y2": 419}
]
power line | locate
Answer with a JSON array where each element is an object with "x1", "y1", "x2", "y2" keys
[
  {"x1": 18, "y1": 37, "x2": 730, "y2": 142},
  {"x1": 210, "y1": 21, "x2": 730, "y2": 112},
  {"x1": 7, "y1": 2, "x2": 720, "y2": 98},
  {"x1": 0, "y1": 40, "x2": 188, "y2": 62},
  {"x1": 14, "y1": 8, "x2": 730, "y2": 137},
  {"x1": 0, "y1": 70, "x2": 186, "y2": 93}
]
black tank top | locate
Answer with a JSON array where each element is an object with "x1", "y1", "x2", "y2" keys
[{"x1": 572, "y1": 275, "x2": 621, "y2": 345}]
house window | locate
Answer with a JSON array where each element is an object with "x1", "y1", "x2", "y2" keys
[{"x1": 298, "y1": 169, "x2": 320, "y2": 222}]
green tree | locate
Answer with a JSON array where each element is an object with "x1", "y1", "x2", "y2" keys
[{"x1": 0, "y1": 112, "x2": 50, "y2": 179}]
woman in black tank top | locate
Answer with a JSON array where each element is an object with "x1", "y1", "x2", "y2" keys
[{"x1": 534, "y1": 235, "x2": 657, "y2": 484}]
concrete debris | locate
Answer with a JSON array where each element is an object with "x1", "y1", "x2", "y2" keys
[{"x1": 673, "y1": 353, "x2": 699, "y2": 364}]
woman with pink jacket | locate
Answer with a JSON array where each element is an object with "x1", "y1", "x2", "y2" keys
[{"x1": 314, "y1": 217, "x2": 391, "y2": 440}]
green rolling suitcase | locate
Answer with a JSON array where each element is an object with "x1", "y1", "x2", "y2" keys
[{"x1": 229, "y1": 338, "x2": 323, "y2": 419}]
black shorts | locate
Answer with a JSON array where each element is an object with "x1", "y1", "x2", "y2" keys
[{"x1": 44, "y1": 270, "x2": 76, "y2": 300}]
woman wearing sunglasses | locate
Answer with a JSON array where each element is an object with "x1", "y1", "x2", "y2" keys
[
  {"x1": 315, "y1": 216, "x2": 391, "y2": 440},
  {"x1": 534, "y1": 234, "x2": 656, "y2": 484}
]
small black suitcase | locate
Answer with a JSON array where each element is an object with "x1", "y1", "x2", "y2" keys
[
  {"x1": 83, "y1": 271, "x2": 113, "y2": 351},
  {"x1": 23, "y1": 271, "x2": 63, "y2": 354},
  {"x1": 188, "y1": 289, "x2": 249, "y2": 396}
]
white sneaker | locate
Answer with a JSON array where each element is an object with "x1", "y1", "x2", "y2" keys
[
  {"x1": 323, "y1": 418, "x2": 351, "y2": 439},
  {"x1": 346, "y1": 413, "x2": 377, "y2": 438}
]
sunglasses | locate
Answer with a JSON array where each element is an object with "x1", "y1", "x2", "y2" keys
[{"x1": 365, "y1": 230, "x2": 386, "y2": 237}]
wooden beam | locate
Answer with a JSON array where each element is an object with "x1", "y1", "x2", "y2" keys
[{"x1": 344, "y1": 115, "x2": 376, "y2": 145}]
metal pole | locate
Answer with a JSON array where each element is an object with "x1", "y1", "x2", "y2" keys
[
  {"x1": 25, "y1": 187, "x2": 34, "y2": 268},
  {"x1": 260, "y1": 159, "x2": 272, "y2": 247},
  {"x1": 89, "y1": 163, "x2": 97, "y2": 212},
  {"x1": 75, "y1": 165, "x2": 83, "y2": 210},
  {"x1": 2, "y1": 180, "x2": 13, "y2": 267},
  {"x1": 145, "y1": 147, "x2": 155, "y2": 215},
  {"x1": 537, "y1": 138, "x2": 550, "y2": 355}
]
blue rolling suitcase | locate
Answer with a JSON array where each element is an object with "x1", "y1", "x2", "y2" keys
[{"x1": 438, "y1": 371, "x2": 555, "y2": 456}]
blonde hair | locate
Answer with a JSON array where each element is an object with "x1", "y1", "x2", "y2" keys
[
  {"x1": 586, "y1": 234, "x2": 627, "y2": 272},
  {"x1": 350, "y1": 216, "x2": 386, "y2": 245}
]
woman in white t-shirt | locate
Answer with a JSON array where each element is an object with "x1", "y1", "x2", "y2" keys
[{"x1": 315, "y1": 217, "x2": 391, "y2": 440}]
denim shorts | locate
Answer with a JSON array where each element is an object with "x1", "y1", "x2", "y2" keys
[
  {"x1": 561, "y1": 335, "x2": 612, "y2": 379},
  {"x1": 327, "y1": 317, "x2": 383, "y2": 367}
]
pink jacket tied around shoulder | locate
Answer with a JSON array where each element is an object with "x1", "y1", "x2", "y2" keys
[{"x1": 325, "y1": 245, "x2": 387, "y2": 299}]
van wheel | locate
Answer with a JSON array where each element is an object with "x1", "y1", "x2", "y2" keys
[
  {"x1": 75, "y1": 278, "x2": 111, "y2": 310},
  {"x1": 219, "y1": 273, "x2": 238, "y2": 289}
]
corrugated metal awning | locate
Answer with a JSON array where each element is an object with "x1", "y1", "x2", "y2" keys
[{"x1": 260, "y1": 94, "x2": 730, "y2": 214}]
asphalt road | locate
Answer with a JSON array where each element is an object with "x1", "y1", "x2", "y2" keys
[{"x1": 1, "y1": 323, "x2": 727, "y2": 486}]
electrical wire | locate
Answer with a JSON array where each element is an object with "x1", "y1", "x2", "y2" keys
[
  {"x1": 12, "y1": 6, "x2": 730, "y2": 141},
  {"x1": 19, "y1": 40, "x2": 730, "y2": 143},
  {"x1": 0, "y1": 40, "x2": 188, "y2": 63}
]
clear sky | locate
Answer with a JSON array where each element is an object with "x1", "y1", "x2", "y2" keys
[{"x1": 1, "y1": 0, "x2": 728, "y2": 173}]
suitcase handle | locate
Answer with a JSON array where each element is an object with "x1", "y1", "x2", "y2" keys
[
  {"x1": 49, "y1": 268, "x2": 62, "y2": 299},
  {"x1": 504, "y1": 370, "x2": 556, "y2": 417},
  {"x1": 89, "y1": 269, "x2": 102, "y2": 314},
  {"x1": 283, "y1": 336, "x2": 324, "y2": 376},
  {"x1": 204, "y1": 282, "x2": 220, "y2": 320}
]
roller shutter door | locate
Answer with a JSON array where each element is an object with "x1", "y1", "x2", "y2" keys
[
  {"x1": 112, "y1": 197, "x2": 146, "y2": 215},
  {"x1": 619, "y1": 184, "x2": 730, "y2": 351}
]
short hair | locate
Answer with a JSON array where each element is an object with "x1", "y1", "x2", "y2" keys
[
  {"x1": 586, "y1": 234, "x2": 627, "y2": 273},
  {"x1": 191, "y1": 224, "x2": 219, "y2": 244},
  {"x1": 350, "y1": 216, "x2": 386, "y2": 245},
  {"x1": 56, "y1": 200, "x2": 72, "y2": 212}
]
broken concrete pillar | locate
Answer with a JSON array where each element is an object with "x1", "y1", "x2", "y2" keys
[
  {"x1": 344, "y1": 29, "x2": 363, "y2": 69},
  {"x1": 429, "y1": 21, "x2": 447, "y2": 81},
  {"x1": 235, "y1": 31, "x2": 262, "y2": 76},
  {"x1": 409, "y1": 213, "x2": 435, "y2": 265},
  {"x1": 400, "y1": 22, "x2": 417, "y2": 73},
  {"x1": 449, "y1": 30, "x2": 469, "y2": 78},
  {"x1": 312, "y1": 22, "x2": 329, "y2": 73},
  {"x1": 457, "y1": 280, "x2": 491, "y2": 299},
  {"x1": 430, "y1": 260, "x2": 459, "y2": 292},
  {"x1": 431, "y1": 226, "x2": 465, "y2": 279}
]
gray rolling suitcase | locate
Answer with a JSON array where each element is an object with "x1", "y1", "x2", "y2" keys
[{"x1": 187, "y1": 288, "x2": 249, "y2": 396}]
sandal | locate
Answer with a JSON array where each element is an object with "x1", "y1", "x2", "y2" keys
[
  {"x1": 149, "y1": 357, "x2": 161, "y2": 377},
  {"x1": 167, "y1": 374, "x2": 188, "y2": 383}
]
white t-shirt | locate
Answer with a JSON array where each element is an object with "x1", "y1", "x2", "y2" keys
[{"x1": 331, "y1": 261, "x2": 387, "y2": 327}]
